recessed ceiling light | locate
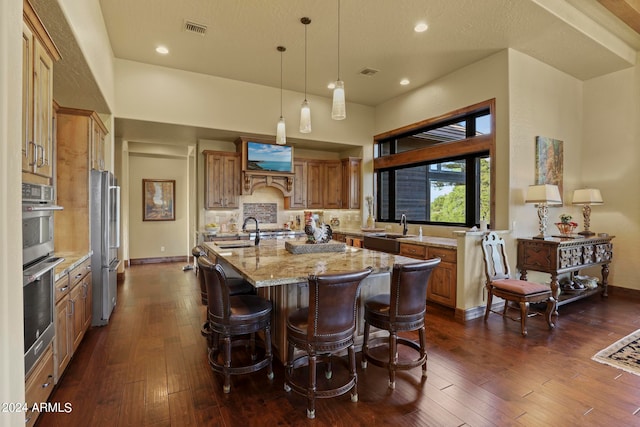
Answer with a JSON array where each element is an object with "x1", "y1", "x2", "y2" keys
[
  {"x1": 156, "y1": 46, "x2": 169, "y2": 55},
  {"x1": 327, "y1": 82, "x2": 336, "y2": 89},
  {"x1": 414, "y1": 22, "x2": 428, "y2": 33},
  {"x1": 400, "y1": 79, "x2": 410, "y2": 86}
]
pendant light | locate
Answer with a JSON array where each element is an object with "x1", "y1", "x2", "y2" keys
[
  {"x1": 299, "y1": 17, "x2": 312, "y2": 133},
  {"x1": 276, "y1": 46, "x2": 286, "y2": 145},
  {"x1": 331, "y1": 0, "x2": 346, "y2": 120}
]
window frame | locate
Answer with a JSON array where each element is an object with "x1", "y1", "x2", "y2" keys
[{"x1": 373, "y1": 99, "x2": 495, "y2": 228}]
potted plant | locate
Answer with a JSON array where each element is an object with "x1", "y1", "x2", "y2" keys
[{"x1": 556, "y1": 213, "x2": 578, "y2": 236}]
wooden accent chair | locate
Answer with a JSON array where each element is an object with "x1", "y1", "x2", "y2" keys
[
  {"x1": 198, "y1": 255, "x2": 273, "y2": 393},
  {"x1": 361, "y1": 259, "x2": 441, "y2": 389},
  {"x1": 284, "y1": 267, "x2": 373, "y2": 419},
  {"x1": 480, "y1": 232, "x2": 556, "y2": 336}
]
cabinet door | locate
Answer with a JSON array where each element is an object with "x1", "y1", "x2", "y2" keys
[
  {"x1": 427, "y1": 261, "x2": 457, "y2": 307},
  {"x1": 306, "y1": 161, "x2": 324, "y2": 208},
  {"x1": 222, "y1": 154, "x2": 240, "y2": 208},
  {"x1": 22, "y1": 22, "x2": 34, "y2": 174},
  {"x1": 91, "y1": 118, "x2": 106, "y2": 171},
  {"x1": 342, "y1": 158, "x2": 361, "y2": 210},
  {"x1": 285, "y1": 160, "x2": 307, "y2": 209},
  {"x1": 54, "y1": 297, "x2": 71, "y2": 382},
  {"x1": 32, "y1": 38, "x2": 54, "y2": 178},
  {"x1": 205, "y1": 152, "x2": 240, "y2": 209},
  {"x1": 82, "y1": 272, "x2": 93, "y2": 332},
  {"x1": 70, "y1": 284, "x2": 84, "y2": 353},
  {"x1": 323, "y1": 161, "x2": 343, "y2": 209}
]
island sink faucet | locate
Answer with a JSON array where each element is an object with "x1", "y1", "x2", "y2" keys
[
  {"x1": 400, "y1": 213, "x2": 408, "y2": 236},
  {"x1": 242, "y1": 216, "x2": 260, "y2": 246}
]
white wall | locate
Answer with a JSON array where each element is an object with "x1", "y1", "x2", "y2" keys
[
  {"x1": 582, "y1": 64, "x2": 640, "y2": 290},
  {"x1": 1, "y1": 0, "x2": 26, "y2": 423}
]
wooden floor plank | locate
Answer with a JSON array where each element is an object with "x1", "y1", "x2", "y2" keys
[{"x1": 38, "y1": 261, "x2": 640, "y2": 426}]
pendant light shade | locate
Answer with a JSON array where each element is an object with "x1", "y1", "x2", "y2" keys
[
  {"x1": 299, "y1": 17, "x2": 312, "y2": 133},
  {"x1": 331, "y1": 0, "x2": 346, "y2": 120},
  {"x1": 276, "y1": 46, "x2": 286, "y2": 145}
]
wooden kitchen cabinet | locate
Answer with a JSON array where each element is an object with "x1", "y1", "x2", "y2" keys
[
  {"x1": 341, "y1": 157, "x2": 361, "y2": 210},
  {"x1": 306, "y1": 160, "x2": 324, "y2": 209},
  {"x1": 399, "y1": 243, "x2": 457, "y2": 308},
  {"x1": 24, "y1": 343, "x2": 54, "y2": 427},
  {"x1": 204, "y1": 151, "x2": 241, "y2": 209},
  {"x1": 53, "y1": 273, "x2": 71, "y2": 382},
  {"x1": 22, "y1": 0, "x2": 60, "y2": 184},
  {"x1": 90, "y1": 115, "x2": 108, "y2": 170},
  {"x1": 284, "y1": 160, "x2": 307, "y2": 209}
]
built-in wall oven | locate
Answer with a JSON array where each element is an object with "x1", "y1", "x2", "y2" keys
[{"x1": 22, "y1": 183, "x2": 64, "y2": 376}]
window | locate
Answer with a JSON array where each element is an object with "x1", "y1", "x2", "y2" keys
[{"x1": 374, "y1": 100, "x2": 494, "y2": 227}]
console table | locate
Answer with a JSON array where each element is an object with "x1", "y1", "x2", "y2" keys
[{"x1": 516, "y1": 236, "x2": 614, "y2": 311}]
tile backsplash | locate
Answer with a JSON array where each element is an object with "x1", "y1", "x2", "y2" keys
[{"x1": 243, "y1": 203, "x2": 277, "y2": 224}]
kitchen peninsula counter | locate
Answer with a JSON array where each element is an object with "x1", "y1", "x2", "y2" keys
[{"x1": 201, "y1": 238, "x2": 421, "y2": 363}]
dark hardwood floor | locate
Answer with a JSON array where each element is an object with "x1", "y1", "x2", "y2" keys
[{"x1": 39, "y1": 262, "x2": 640, "y2": 426}]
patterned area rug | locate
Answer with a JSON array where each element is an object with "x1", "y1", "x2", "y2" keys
[{"x1": 592, "y1": 329, "x2": 640, "y2": 376}]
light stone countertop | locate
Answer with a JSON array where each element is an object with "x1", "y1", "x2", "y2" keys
[
  {"x1": 53, "y1": 251, "x2": 92, "y2": 281},
  {"x1": 203, "y1": 238, "x2": 419, "y2": 287}
]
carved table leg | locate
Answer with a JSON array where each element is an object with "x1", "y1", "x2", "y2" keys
[
  {"x1": 601, "y1": 263, "x2": 609, "y2": 297},
  {"x1": 549, "y1": 274, "x2": 559, "y2": 316}
]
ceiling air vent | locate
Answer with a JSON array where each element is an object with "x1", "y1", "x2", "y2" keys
[
  {"x1": 359, "y1": 67, "x2": 379, "y2": 77},
  {"x1": 184, "y1": 20, "x2": 207, "y2": 36}
]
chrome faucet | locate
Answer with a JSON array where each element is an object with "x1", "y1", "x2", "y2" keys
[
  {"x1": 400, "y1": 213, "x2": 408, "y2": 236},
  {"x1": 242, "y1": 216, "x2": 260, "y2": 246}
]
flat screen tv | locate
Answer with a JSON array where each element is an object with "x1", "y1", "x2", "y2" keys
[{"x1": 246, "y1": 141, "x2": 293, "y2": 172}]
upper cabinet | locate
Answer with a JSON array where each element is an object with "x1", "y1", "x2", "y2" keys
[
  {"x1": 22, "y1": 0, "x2": 60, "y2": 184},
  {"x1": 341, "y1": 158, "x2": 361, "y2": 210},
  {"x1": 91, "y1": 116, "x2": 108, "y2": 171},
  {"x1": 204, "y1": 150, "x2": 241, "y2": 209}
]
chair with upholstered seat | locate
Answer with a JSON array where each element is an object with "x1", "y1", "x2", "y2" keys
[
  {"x1": 284, "y1": 267, "x2": 373, "y2": 419},
  {"x1": 198, "y1": 255, "x2": 273, "y2": 393},
  {"x1": 481, "y1": 232, "x2": 556, "y2": 336},
  {"x1": 361, "y1": 259, "x2": 441, "y2": 389},
  {"x1": 193, "y1": 245, "x2": 253, "y2": 305}
]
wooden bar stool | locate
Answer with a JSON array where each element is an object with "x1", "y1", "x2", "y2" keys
[
  {"x1": 284, "y1": 267, "x2": 373, "y2": 419},
  {"x1": 193, "y1": 245, "x2": 253, "y2": 306},
  {"x1": 198, "y1": 255, "x2": 273, "y2": 393},
  {"x1": 361, "y1": 259, "x2": 441, "y2": 389}
]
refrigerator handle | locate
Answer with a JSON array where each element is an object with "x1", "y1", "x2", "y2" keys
[{"x1": 111, "y1": 185, "x2": 121, "y2": 249}]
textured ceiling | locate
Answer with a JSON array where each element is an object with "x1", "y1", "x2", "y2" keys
[{"x1": 30, "y1": 0, "x2": 640, "y2": 145}]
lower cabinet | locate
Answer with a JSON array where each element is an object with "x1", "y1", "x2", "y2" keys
[
  {"x1": 24, "y1": 343, "x2": 54, "y2": 427},
  {"x1": 399, "y1": 243, "x2": 457, "y2": 308},
  {"x1": 53, "y1": 257, "x2": 92, "y2": 383},
  {"x1": 333, "y1": 232, "x2": 363, "y2": 248}
]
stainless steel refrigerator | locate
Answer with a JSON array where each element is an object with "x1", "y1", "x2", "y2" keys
[{"x1": 90, "y1": 170, "x2": 121, "y2": 326}]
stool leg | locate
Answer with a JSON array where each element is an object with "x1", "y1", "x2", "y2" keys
[
  {"x1": 419, "y1": 326, "x2": 427, "y2": 378},
  {"x1": 223, "y1": 335, "x2": 232, "y2": 393},
  {"x1": 265, "y1": 325, "x2": 274, "y2": 380},
  {"x1": 389, "y1": 332, "x2": 397, "y2": 389},
  {"x1": 284, "y1": 340, "x2": 294, "y2": 392},
  {"x1": 361, "y1": 321, "x2": 370, "y2": 369},
  {"x1": 307, "y1": 353, "x2": 317, "y2": 419},
  {"x1": 349, "y1": 345, "x2": 358, "y2": 403}
]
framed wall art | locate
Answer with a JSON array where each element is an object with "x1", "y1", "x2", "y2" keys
[
  {"x1": 143, "y1": 179, "x2": 175, "y2": 221},
  {"x1": 535, "y1": 136, "x2": 563, "y2": 203}
]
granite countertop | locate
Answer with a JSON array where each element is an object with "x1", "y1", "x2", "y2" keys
[
  {"x1": 53, "y1": 251, "x2": 92, "y2": 281},
  {"x1": 203, "y1": 238, "x2": 418, "y2": 288}
]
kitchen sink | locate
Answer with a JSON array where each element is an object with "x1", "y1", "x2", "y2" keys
[{"x1": 363, "y1": 233, "x2": 416, "y2": 254}]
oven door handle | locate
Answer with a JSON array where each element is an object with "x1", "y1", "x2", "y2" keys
[
  {"x1": 23, "y1": 205, "x2": 64, "y2": 212},
  {"x1": 24, "y1": 257, "x2": 65, "y2": 284}
]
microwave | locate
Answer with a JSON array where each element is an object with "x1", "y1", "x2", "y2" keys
[{"x1": 22, "y1": 183, "x2": 63, "y2": 266}]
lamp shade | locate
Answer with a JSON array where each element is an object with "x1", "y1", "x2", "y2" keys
[
  {"x1": 572, "y1": 188, "x2": 603, "y2": 205},
  {"x1": 299, "y1": 99, "x2": 311, "y2": 133},
  {"x1": 524, "y1": 184, "x2": 562, "y2": 204},
  {"x1": 331, "y1": 80, "x2": 346, "y2": 120},
  {"x1": 276, "y1": 117, "x2": 286, "y2": 145}
]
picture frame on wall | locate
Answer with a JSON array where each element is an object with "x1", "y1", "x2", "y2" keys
[
  {"x1": 143, "y1": 179, "x2": 175, "y2": 221},
  {"x1": 535, "y1": 136, "x2": 564, "y2": 204}
]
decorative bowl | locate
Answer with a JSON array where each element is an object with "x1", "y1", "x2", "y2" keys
[
  {"x1": 205, "y1": 226, "x2": 219, "y2": 234},
  {"x1": 555, "y1": 222, "x2": 576, "y2": 236}
]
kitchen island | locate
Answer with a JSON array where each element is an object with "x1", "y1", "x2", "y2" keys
[{"x1": 202, "y1": 238, "x2": 422, "y2": 363}]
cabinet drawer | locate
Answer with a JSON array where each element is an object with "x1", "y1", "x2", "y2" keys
[
  {"x1": 70, "y1": 258, "x2": 91, "y2": 287},
  {"x1": 428, "y1": 247, "x2": 457, "y2": 263},
  {"x1": 399, "y1": 243, "x2": 428, "y2": 259},
  {"x1": 54, "y1": 273, "x2": 70, "y2": 304},
  {"x1": 25, "y1": 344, "x2": 54, "y2": 427}
]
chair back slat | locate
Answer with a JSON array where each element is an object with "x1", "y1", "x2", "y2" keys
[
  {"x1": 307, "y1": 268, "x2": 373, "y2": 340},
  {"x1": 481, "y1": 232, "x2": 512, "y2": 282},
  {"x1": 390, "y1": 259, "x2": 441, "y2": 321}
]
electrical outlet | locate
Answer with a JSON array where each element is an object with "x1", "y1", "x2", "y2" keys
[{"x1": 160, "y1": 246, "x2": 165, "y2": 252}]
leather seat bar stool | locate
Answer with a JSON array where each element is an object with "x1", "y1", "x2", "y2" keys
[
  {"x1": 198, "y1": 255, "x2": 273, "y2": 393},
  {"x1": 361, "y1": 259, "x2": 441, "y2": 389},
  {"x1": 481, "y1": 232, "x2": 556, "y2": 336},
  {"x1": 193, "y1": 245, "x2": 253, "y2": 306},
  {"x1": 284, "y1": 267, "x2": 373, "y2": 419}
]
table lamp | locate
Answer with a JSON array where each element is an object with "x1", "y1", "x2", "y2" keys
[
  {"x1": 572, "y1": 188, "x2": 603, "y2": 236},
  {"x1": 525, "y1": 184, "x2": 562, "y2": 239}
]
